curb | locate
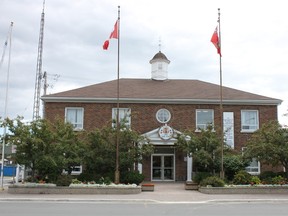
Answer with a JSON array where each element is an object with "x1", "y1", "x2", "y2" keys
[{"x1": 1, "y1": 197, "x2": 288, "y2": 204}]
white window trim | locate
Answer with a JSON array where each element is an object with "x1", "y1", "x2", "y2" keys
[
  {"x1": 65, "y1": 107, "x2": 84, "y2": 131},
  {"x1": 195, "y1": 109, "x2": 214, "y2": 132},
  {"x1": 242, "y1": 147, "x2": 260, "y2": 175},
  {"x1": 241, "y1": 110, "x2": 259, "y2": 133},
  {"x1": 245, "y1": 160, "x2": 261, "y2": 175},
  {"x1": 63, "y1": 165, "x2": 82, "y2": 175},
  {"x1": 112, "y1": 108, "x2": 131, "y2": 128},
  {"x1": 156, "y1": 108, "x2": 171, "y2": 124}
]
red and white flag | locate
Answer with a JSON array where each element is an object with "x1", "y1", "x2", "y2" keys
[
  {"x1": 211, "y1": 26, "x2": 222, "y2": 57},
  {"x1": 103, "y1": 20, "x2": 119, "y2": 50}
]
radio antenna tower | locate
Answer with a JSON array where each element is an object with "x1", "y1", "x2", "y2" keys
[{"x1": 32, "y1": 0, "x2": 45, "y2": 120}]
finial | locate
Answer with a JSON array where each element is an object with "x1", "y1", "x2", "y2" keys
[{"x1": 158, "y1": 37, "x2": 161, "y2": 52}]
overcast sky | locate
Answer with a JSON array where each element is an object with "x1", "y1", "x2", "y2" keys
[{"x1": 0, "y1": 0, "x2": 287, "y2": 125}]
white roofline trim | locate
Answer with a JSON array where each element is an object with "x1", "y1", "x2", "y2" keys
[{"x1": 41, "y1": 97, "x2": 282, "y2": 105}]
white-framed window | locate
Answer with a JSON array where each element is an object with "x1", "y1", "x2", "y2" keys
[
  {"x1": 65, "y1": 107, "x2": 84, "y2": 130},
  {"x1": 63, "y1": 165, "x2": 82, "y2": 175},
  {"x1": 196, "y1": 109, "x2": 214, "y2": 130},
  {"x1": 156, "y1": 108, "x2": 171, "y2": 123},
  {"x1": 241, "y1": 110, "x2": 259, "y2": 132},
  {"x1": 112, "y1": 108, "x2": 131, "y2": 128},
  {"x1": 242, "y1": 147, "x2": 260, "y2": 175},
  {"x1": 245, "y1": 158, "x2": 260, "y2": 175}
]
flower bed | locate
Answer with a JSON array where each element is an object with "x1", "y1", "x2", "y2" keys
[
  {"x1": 199, "y1": 184, "x2": 288, "y2": 194},
  {"x1": 8, "y1": 183, "x2": 141, "y2": 194}
]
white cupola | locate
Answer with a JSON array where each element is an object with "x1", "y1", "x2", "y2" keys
[{"x1": 149, "y1": 51, "x2": 170, "y2": 81}]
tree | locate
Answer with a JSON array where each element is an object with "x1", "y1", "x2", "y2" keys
[
  {"x1": 81, "y1": 124, "x2": 153, "y2": 182},
  {"x1": 244, "y1": 120, "x2": 288, "y2": 177},
  {"x1": 175, "y1": 125, "x2": 223, "y2": 173},
  {"x1": 223, "y1": 152, "x2": 250, "y2": 181},
  {"x1": 50, "y1": 119, "x2": 87, "y2": 176},
  {"x1": 5, "y1": 117, "x2": 86, "y2": 182},
  {"x1": 175, "y1": 124, "x2": 247, "y2": 179}
]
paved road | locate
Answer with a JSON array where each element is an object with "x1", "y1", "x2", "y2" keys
[{"x1": 1, "y1": 201, "x2": 288, "y2": 216}]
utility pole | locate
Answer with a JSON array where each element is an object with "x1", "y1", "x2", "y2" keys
[{"x1": 42, "y1": 71, "x2": 47, "y2": 118}]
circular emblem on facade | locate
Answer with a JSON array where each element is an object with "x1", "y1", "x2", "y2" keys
[{"x1": 158, "y1": 125, "x2": 174, "y2": 140}]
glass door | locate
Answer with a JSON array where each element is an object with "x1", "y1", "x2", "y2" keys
[{"x1": 152, "y1": 155, "x2": 174, "y2": 181}]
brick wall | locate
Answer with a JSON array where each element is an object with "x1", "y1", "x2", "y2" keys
[
  {"x1": 44, "y1": 101, "x2": 279, "y2": 180},
  {"x1": 45, "y1": 102, "x2": 278, "y2": 149}
]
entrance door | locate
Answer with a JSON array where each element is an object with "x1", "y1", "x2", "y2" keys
[{"x1": 152, "y1": 155, "x2": 174, "y2": 181}]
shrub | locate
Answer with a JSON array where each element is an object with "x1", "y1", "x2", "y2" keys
[
  {"x1": 77, "y1": 171, "x2": 107, "y2": 182},
  {"x1": 272, "y1": 176, "x2": 286, "y2": 185},
  {"x1": 193, "y1": 172, "x2": 212, "y2": 184},
  {"x1": 71, "y1": 178, "x2": 82, "y2": 184},
  {"x1": 223, "y1": 154, "x2": 248, "y2": 181},
  {"x1": 250, "y1": 176, "x2": 261, "y2": 185},
  {"x1": 97, "y1": 177, "x2": 112, "y2": 185},
  {"x1": 55, "y1": 175, "x2": 73, "y2": 186},
  {"x1": 233, "y1": 170, "x2": 251, "y2": 185},
  {"x1": 200, "y1": 176, "x2": 225, "y2": 187},
  {"x1": 259, "y1": 171, "x2": 277, "y2": 184},
  {"x1": 121, "y1": 171, "x2": 145, "y2": 185}
]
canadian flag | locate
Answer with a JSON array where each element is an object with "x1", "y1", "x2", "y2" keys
[
  {"x1": 103, "y1": 20, "x2": 119, "y2": 50},
  {"x1": 210, "y1": 26, "x2": 222, "y2": 57}
]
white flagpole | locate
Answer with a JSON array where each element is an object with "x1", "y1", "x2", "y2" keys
[
  {"x1": 218, "y1": 8, "x2": 224, "y2": 179},
  {"x1": 115, "y1": 6, "x2": 121, "y2": 184},
  {"x1": 1, "y1": 22, "x2": 13, "y2": 190}
]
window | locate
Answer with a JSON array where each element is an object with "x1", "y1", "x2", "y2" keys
[
  {"x1": 63, "y1": 165, "x2": 82, "y2": 175},
  {"x1": 65, "y1": 107, "x2": 84, "y2": 130},
  {"x1": 156, "y1": 108, "x2": 171, "y2": 123},
  {"x1": 196, "y1": 109, "x2": 214, "y2": 130},
  {"x1": 242, "y1": 148, "x2": 260, "y2": 175},
  {"x1": 245, "y1": 158, "x2": 260, "y2": 175},
  {"x1": 241, "y1": 110, "x2": 259, "y2": 132},
  {"x1": 112, "y1": 108, "x2": 131, "y2": 128}
]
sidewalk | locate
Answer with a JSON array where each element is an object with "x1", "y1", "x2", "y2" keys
[{"x1": 1, "y1": 182, "x2": 288, "y2": 203}]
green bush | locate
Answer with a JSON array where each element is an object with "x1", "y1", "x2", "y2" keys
[
  {"x1": 193, "y1": 172, "x2": 212, "y2": 184},
  {"x1": 250, "y1": 176, "x2": 261, "y2": 185},
  {"x1": 200, "y1": 176, "x2": 225, "y2": 187},
  {"x1": 96, "y1": 177, "x2": 112, "y2": 185},
  {"x1": 55, "y1": 175, "x2": 73, "y2": 186},
  {"x1": 272, "y1": 176, "x2": 286, "y2": 185},
  {"x1": 77, "y1": 171, "x2": 103, "y2": 182},
  {"x1": 71, "y1": 178, "x2": 82, "y2": 184},
  {"x1": 223, "y1": 154, "x2": 248, "y2": 181},
  {"x1": 121, "y1": 171, "x2": 145, "y2": 185},
  {"x1": 259, "y1": 171, "x2": 276, "y2": 184},
  {"x1": 232, "y1": 170, "x2": 251, "y2": 185}
]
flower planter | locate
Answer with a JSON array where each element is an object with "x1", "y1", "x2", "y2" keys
[
  {"x1": 8, "y1": 183, "x2": 141, "y2": 194},
  {"x1": 199, "y1": 185, "x2": 288, "y2": 194},
  {"x1": 141, "y1": 183, "x2": 154, "y2": 192},
  {"x1": 185, "y1": 181, "x2": 199, "y2": 190}
]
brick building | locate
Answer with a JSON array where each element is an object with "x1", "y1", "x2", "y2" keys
[{"x1": 42, "y1": 51, "x2": 282, "y2": 182}]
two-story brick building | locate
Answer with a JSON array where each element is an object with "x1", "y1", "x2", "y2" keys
[{"x1": 42, "y1": 51, "x2": 282, "y2": 182}]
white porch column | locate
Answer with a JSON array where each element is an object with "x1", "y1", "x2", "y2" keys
[{"x1": 186, "y1": 154, "x2": 193, "y2": 182}]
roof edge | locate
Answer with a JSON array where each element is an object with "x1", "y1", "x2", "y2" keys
[{"x1": 41, "y1": 97, "x2": 282, "y2": 106}]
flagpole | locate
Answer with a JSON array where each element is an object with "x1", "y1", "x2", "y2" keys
[
  {"x1": 218, "y1": 8, "x2": 224, "y2": 179},
  {"x1": 115, "y1": 5, "x2": 120, "y2": 184},
  {"x1": 1, "y1": 22, "x2": 13, "y2": 190}
]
